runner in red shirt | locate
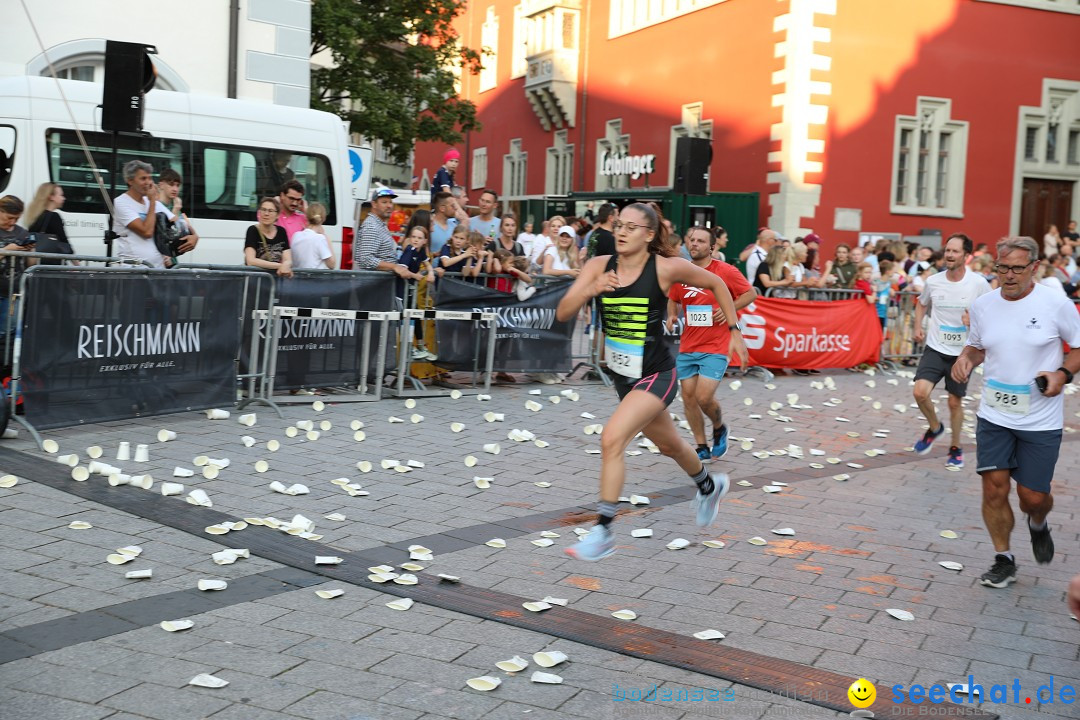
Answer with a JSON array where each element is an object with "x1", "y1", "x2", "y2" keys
[{"x1": 667, "y1": 226, "x2": 757, "y2": 461}]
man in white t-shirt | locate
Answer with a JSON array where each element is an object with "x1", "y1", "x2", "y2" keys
[
  {"x1": 468, "y1": 189, "x2": 501, "y2": 240},
  {"x1": 952, "y1": 235, "x2": 1080, "y2": 589},
  {"x1": 112, "y1": 160, "x2": 167, "y2": 268},
  {"x1": 911, "y1": 233, "x2": 991, "y2": 468},
  {"x1": 739, "y1": 228, "x2": 775, "y2": 283}
]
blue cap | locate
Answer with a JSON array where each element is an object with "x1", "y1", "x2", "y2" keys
[{"x1": 371, "y1": 188, "x2": 398, "y2": 201}]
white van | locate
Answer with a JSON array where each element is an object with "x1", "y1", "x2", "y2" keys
[{"x1": 0, "y1": 75, "x2": 353, "y2": 267}]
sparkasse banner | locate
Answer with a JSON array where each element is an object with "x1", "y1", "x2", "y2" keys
[
  {"x1": 19, "y1": 269, "x2": 244, "y2": 429},
  {"x1": 735, "y1": 297, "x2": 881, "y2": 368}
]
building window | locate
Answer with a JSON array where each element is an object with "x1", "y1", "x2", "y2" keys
[
  {"x1": 1025, "y1": 126, "x2": 1040, "y2": 161},
  {"x1": 1068, "y1": 129, "x2": 1079, "y2": 165},
  {"x1": 668, "y1": 103, "x2": 713, "y2": 188},
  {"x1": 1020, "y1": 84, "x2": 1080, "y2": 175},
  {"x1": 546, "y1": 130, "x2": 573, "y2": 195},
  {"x1": 890, "y1": 97, "x2": 968, "y2": 218},
  {"x1": 973, "y1": 0, "x2": 1080, "y2": 15},
  {"x1": 503, "y1": 139, "x2": 528, "y2": 198},
  {"x1": 479, "y1": 7, "x2": 499, "y2": 93},
  {"x1": 511, "y1": 4, "x2": 527, "y2": 79},
  {"x1": 50, "y1": 65, "x2": 97, "y2": 82},
  {"x1": 609, "y1": 0, "x2": 729, "y2": 38},
  {"x1": 596, "y1": 119, "x2": 630, "y2": 191},
  {"x1": 471, "y1": 147, "x2": 488, "y2": 190}
]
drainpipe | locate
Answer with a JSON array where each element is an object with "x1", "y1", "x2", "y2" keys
[{"x1": 227, "y1": 0, "x2": 240, "y2": 98}]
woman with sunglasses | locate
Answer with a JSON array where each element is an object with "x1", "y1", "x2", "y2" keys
[{"x1": 556, "y1": 202, "x2": 749, "y2": 561}]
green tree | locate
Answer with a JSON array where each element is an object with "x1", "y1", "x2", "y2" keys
[{"x1": 311, "y1": 0, "x2": 482, "y2": 164}]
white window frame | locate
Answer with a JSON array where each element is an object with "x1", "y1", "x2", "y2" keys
[
  {"x1": 608, "y1": 0, "x2": 730, "y2": 38},
  {"x1": 974, "y1": 0, "x2": 1080, "y2": 15},
  {"x1": 596, "y1": 119, "x2": 631, "y2": 191},
  {"x1": 471, "y1": 147, "x2": 488, "y2": 190},
  {"x1": 511, "y1": 3, "x2": 527, "y2": 79},
  {"x1": 503, "y1": 138, "x2": 528, "y2": 198},
  {"x1": 890, "y1": 97, "x2": 968, "y2": 219},
  {"x1": 668, "y1": 102, "x2": 713, "y2": 187},
  {"x1": 546, "y1": 130, "x2": 574, "y2": 195},
  {"x1": 479, "y1": 7, "x2": 499, "y2": 93}
]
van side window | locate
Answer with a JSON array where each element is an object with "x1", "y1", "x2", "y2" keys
[
  {"x1": 46, "y1": 129, "x2": 185, "y2": 214},
  {"x1": 192, "y1": 143, "x2": 335, "y2": 224},
  {"x1": 0, "y1": 126, "x2": 15, "y2": 194}
]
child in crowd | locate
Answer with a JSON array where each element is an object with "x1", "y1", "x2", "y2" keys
[
  {"x1": 873, "y1": 259, "x2": 894, "y2": 331},
  {"x1": 430, "y1": 149, "x2": 460, "y2": 207},
  {"x1": 487, "y1": 249, "x2": 534, "y2": 294},
  {"x1": 853, "y1": 261, "x2": 875, "y2": 308},
  {"x1": 289, "y1": 203, "x2": 335, "y2": 269},
  {"x1": 510, "y1": 256, "x2": 536, "y2": 301},
  {"x1": 465, "y1": 230, "x2": 491, "y2": 282},
  {"x1": 399, "y1": 225, "x2": 437, "y2": 361},
  {"x1": 436, "y1": 224, "x2": 472, "y2": 278}
]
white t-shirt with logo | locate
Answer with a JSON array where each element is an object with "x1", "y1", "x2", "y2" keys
[
  {"x1": 967, "y1": 283, "x2": 1080, "y2": 431},
  {"x1": 112, "y1": 193, "x2": 166, "y2": 268},
  {"x1": 918, "y1": 268, "x2": 992, "y2": 356}
]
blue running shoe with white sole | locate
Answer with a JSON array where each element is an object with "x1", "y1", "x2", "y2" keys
[
  {"x1": 914, "y1": 424, "x2": 944, "y2": 455},
  {"x1": 564, "y1": 525, "x2": 615, "y2": 561},
  {"x1": 696, "y1": 446, "x2": 711, "y2": 462},
  {"x1": 711, "y1": 425, "x2": 729, "y2": 460},
  {"x1": 696, "y1": 472, "x2": 730, "y2": 527},
  {"x1": 946, "y1": 446, "x2": 964, "y2": 468}
]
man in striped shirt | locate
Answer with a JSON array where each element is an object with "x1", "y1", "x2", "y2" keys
[{"x1": 354, "y1": 188, "x2": 418, "y2": 279}]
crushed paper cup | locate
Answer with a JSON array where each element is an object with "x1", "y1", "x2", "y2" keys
[
  {"x1": 483, "y1": 443, "x2": 501, "y2": 455},
  {"x1": 42, "y1": 438, "x2": 59, "y2": 454},
  {"x1": 523, "y1": 601, "x2": 552, "y2": 612},
  {"x1": 324, "y1": 512, "x2": 347, "y2": 521},
  {"x1": 316, "y1": 589, "x2": 344, "y2": 599},
  {"x1": 938, "y1": 561, "x2": 964, "y2": 571},
  {"x1": 438, "y1": 573, "x2": 461, "y2": 582},
  {"x1": 702, "y1": 540, "x2": 726, "y2": 549},
  {"x1": 386, "y1": 597, "x2": 414, "y2": 611},
  {"x1": 666, "y1": 538, "x2": 691, "y2": 550},
  {"x1": 580, "y1": 412, "x2": 596, "y2": 419},
  {"x1": 240, "y1": 436, "x2": 256, "y2": 447},
  {"x1": 68, "y1": 520, "x2": 93, "y2": 530},
  {"x1": 533, "y1": 650, "x2": 568, "y2": 668},
  {"x1": 315, "y1": 556, "x2": 343, "y2": 565},
  {"x1": 886, "y1": 608, "x2": 915, "y2": 621},
  {"x1": 525, "y1": 400, "x2": 542, "y2": 412},
  {"x1": 496, "y1": 655, "x2": 530, "y2": 672},
  {"x1": 628, "y1": 495, "x2": 650, "y2": 505},
  {"x1": 833, "y1": 473, "x2": 851, "y2": 481},
  {"x1": 198, "y1": 579, "x2": 228, "y2": 591},
  {"x1": 630, "y1": 528, "x2": 653, "y2": 538},
  {"x1": 476, "y1": 393, "x2": 491, "y2": 401},
  {"x1": 393, "y1": 465, "x2": 411, "y2": 473},
  {"x1": 186, "y1": 489, "x2": 212, "y2": 507},
  {"x1": 762, "y1": 485, "x2": 783, "y2": 493},
  {"x1": 193, "y1": 455, "x2": 210, "y2": 467},
  {"x1": 350, "y1": 420, "x2": 365, "y2": 430},
  {"x1": 400, "y1": 562, "x2": 424, "y2": 572},
  {"x1": 534, "y1": 440, "x2": 550, "y2": 449},
  {"x1": 380, "y1": 459, "x2": 400, "y2": 469},
  {"x1": 531, "y1": 538, "x2": 554, "y2": 548},
  {"x1": 771, "y1": 528, "x2": 795, "y2": 536},
  {"x1": 125, "y1": 568, "x2": 152, "y2": 580},
  {"x1": 549, "y1": 396, "x2": 561, "y2": 404},
  {"x1": 56, "y1": 454, "x2": 79, "y2": 467},
  {"x1": 206, "y1": 409, "x2": 230, "y2": 420},
  {"x1": 157, "y1": 429, "x2": 177, "y2": 442},
  {"x1": 531, "y1": 671, "x2": 563, "y2": 684},
  {"x1": 71, "y1": 466, "x2": 90, "y2": 482},
  {"x1": 107, "y1": 553, "x2": 134, "y2": 565},
  {"x1": 939, "y1": 530, "x2": 959, "y2": 539},
  {"x1": 747, "y1": 537, "x2": 768, "y2": 546},
  {"x1": 238, "y1": 413, "x2": 256, "y2": 427},
  {"x1": 466, "y1": 676, "x2": 501, "y2": 691},
  {"x1": 0, "y1": 474, "x2": 18, "y2": 488},
  {"x1": 368, "y1": 572, "x2": 397, "y2": 583},
  {"x1": 116, "y1": 545, "x2": 142, "y2": 558},
  {"x1": 485, "y1": 538, "x2": 506, "y2": 548},
  {"x1": 473, "y1": 477, "x2": 492, "y2": 489},
  {"x1": 612, "y1": 609, "x2": 637, "y2": 620},
  {"x1": 693, "y1": 629, "x2": 726, "y2": 640},
  {"x1": 450, "y1": 422, "x2": 465, "y2": 433},
  {"x1": 189, "y1": 673, "x2": 229, "y2": 688},
  {"x1": 160, "y1": 619, "x2": 193, "y2": 632}
]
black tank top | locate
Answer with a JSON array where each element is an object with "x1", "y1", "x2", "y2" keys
[{"x1": 599, "y1": 253, "x2": 674, "y2": 378}]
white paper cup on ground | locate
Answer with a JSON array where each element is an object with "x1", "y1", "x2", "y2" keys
[
  {"x1": 86, "y1": 445, "x2": 103, "y2": 459},
  {"x1": 189, "y1": 673, "x2": 229, "y2": 688},
  {"x1": 255, "y1": 460, "x2": 269, "y2": 473},
  {"x1": 267, "y1": 439, "x2": 280, "y2": 452},
  {"x1": 107, "y1": 473, "x2": 131, "y2": 487},
  {"x1": 531, "y1": 671, "x2": 563, "y2": 684},
  {"x1": 296, "y1": 420, "x2": 314, "y2": 431},
  {"x1": 42, "y1": 439, "x2": 59, "y2": 454},
  {"x1": 202, "y1": 466, "x2": 219, "y2": 480},
  {"x1": 533, "y1": 650, "x2": 568, "y2": 668},
  {"x1": 197, "y1": 579, "x2": 228, "y2": 591},
  {"x1": 319, "y1": 420, "x2": 331, "y2": 431},
  {"x1": 187, "y1": 489, "x2": 211, "y2": 506},
  {"x1": 496, "y1": 656, "x2": 529, "y2": 672},
  {"x1": 466, "y1": 676, "x2": 501, "y2": 691},
  {"x1": 134, "y1": 444, "x2": 149, "y2": 462},
  {"x1": 173, "y1": 466, "x2": 194, "y2": 477},
  {"x1": 56, "y1": 454, "x2": 79, "y2": 467},
  {"x1": 306, "y1": 430, "x2": 320, "y2": 441},
  {"x1": 206, "y1": 409, "x2": 230, "y2": 420},
  {"x1": 130, "y1": 475, "x2": 153, "y2": 490},
  {"x1": 312, "y1": 400, "x2": 325, "y2": 412},
  {"x1": 483, "y1": 443, "x2": 501, "y2": 455},
  {"x1": 157, "y1": 429, "x2": 177, "y2": 442},
  {"x1": 0, "y1": 474, "x2": 18, "y2": 488},
  {"x1": 238, "y1": 413, "x2": 256, "y2": 427},
  {"x1": 116, "y1": 442, "x2": 131, "y2": 461},
  {"x1": 193, "y1": 455, "x2": 210, "y2": 467},
  {"x1": 241, "y1": 435, "x2": 256, "y2": 447},
  {"x1": 285, "y1": 426, "x2": 298, "y2": 438},
  {"x1": 125, "y1": 568, "x2": 152, "y2": 579},
  {"x1": 350, "y1": 420, "x2": 364, "y2": 430},
  {"x1": 160, "y1": 619, "x2": 193, "y2": 632},
  {"x1": 71, "y1": 466, "x2": 90, "y2": 481},
  {"x1": 161, "y1": 482, "x2": 184, "y2": 496}
]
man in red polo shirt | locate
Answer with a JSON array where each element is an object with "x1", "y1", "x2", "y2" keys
[{"x1": 667, "y1": 226, "x2": 756, "y2": 461}]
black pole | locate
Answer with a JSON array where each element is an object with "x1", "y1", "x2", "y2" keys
[
  {"x1": 227, "y1": 0, "x2": 240, "y2": 98},
  {"x1": 105, "y1": 131, "x2": 119, "y2": 259}
]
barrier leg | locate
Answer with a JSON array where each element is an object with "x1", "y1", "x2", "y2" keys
[
  {"x1": 483, "y1": 317, "x2": 496, "y2": 392},
  {"x1": 358, "y1": 320, "x2": 372, "y2": 396}
]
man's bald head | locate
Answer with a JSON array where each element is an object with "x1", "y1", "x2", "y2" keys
[{"x1": 758, "y1": 229, "x2": 778, "y2": 248}]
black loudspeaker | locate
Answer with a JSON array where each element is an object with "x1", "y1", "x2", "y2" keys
[
  {"x1": 673, "y1": 136, "x2": 711, "y2": 195},
  {"x1": 101, "y1": 41, "x2": 158, "y2": 133}
]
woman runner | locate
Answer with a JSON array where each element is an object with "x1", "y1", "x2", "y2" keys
[{"x1": 557, "y1": 203, "x2": 749, "y2": 561}]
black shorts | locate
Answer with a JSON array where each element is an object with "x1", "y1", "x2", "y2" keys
[
  {"x1": 915, "y1": 346, "x2": 967, "y2": 397},
  {"x1": 613, "y1": 368, "x2": 679, "y2": 407},
  {"x1": 975, "y1": 417, "x2": 1061, "y2": 494}
]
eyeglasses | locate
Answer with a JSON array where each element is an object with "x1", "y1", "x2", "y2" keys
[
  {"x1": 612, "y1": 221, "x2": 653, "y2": 234},
  {"x1": 994, "y1": 262, "x2": 1033, "y2": 275}
]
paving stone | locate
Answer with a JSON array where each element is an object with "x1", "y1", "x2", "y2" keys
[
  {"x1": 99, "y1": 682, "x2": 232, "y2": 720},
  {"x1": 10, "y1": 665, "x2": 140, "y2": 703},
  {"x1": 283, "y1": 690, "x2": 424, "y2": 720},
  {"x1": 282, "y1": 637, "x2": 396, "y2": 671},
  {"x1": 375, "y1": 679, "x2": 504, "y2": 719},
  {"x1": 2, "y1": 690, "x2": 118, "y2": 720},
  {"x1": 362, "y1": 627, "x2": 476, "y2": 662},
  {"x1": 182, "y1": 669, "x2": 313, "y2": 712}
]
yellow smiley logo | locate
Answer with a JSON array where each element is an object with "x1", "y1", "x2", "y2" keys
[{"x1": 847, "y1": 678, "x2": 876, "y2": 708}]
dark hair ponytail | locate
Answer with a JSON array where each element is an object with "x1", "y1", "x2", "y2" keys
[{"x1": 625, "y1": 202, "x2": 674, "y2": 257}]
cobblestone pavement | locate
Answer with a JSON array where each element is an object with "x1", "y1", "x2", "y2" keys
[{"x1": 1, "y1": 366, "x2": 1078, "y2": 720}]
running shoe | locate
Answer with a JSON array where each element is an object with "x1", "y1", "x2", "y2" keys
[
  {"x1": 1029, "y1": 518, "x2": 1054, "y2": 564},
  {"x1": 695, "y1": 472, "x2": 730, "y2": 527},
  {"x1": 564, "y1": 525, "x2": 615, "y2": 562},
  {"x1": 913, "y1": 424, "x2": 944, "y2": 455},
  {"x1": 711, "y1": 425, "x2": 729, "y2": 460},
  {"x1": 979, "y1": 554, "x2": 1017, "y2": 588},
  {"x1": 696, "y1": 446, "x2": 711, "y2": 462},
  {"x1": 945, "y1": 446, "x2": 964, "y2": 468}
]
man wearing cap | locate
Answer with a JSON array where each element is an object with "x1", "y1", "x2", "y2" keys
[
  {"x1": 355, "y1": 188, "x2": 419, "y2": 279},
  {"x1": 431, "y1": 149, "x2": 460, "y2": 207}
]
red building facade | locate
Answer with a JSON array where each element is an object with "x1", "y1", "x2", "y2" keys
[{"x1": 413, "y1": 0, "x2": 1080, "y2": 255}]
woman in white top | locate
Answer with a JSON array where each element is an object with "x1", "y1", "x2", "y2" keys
[
  {"x1": 542, "y1": 225, "x2": 581, "y2": 277},
  {"x1": 289, "y1": 203, "x2": 335, "y2": 270},
  {"x1": 1044, "y1": 224, "x2": 1061, "y2": 259}
]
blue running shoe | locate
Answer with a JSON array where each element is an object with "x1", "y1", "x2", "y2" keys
[
  {"x1": 564, "y1": 525, "x2": 615, "y2": 561},
  {"x1": 696, "y1": 472, "x2": 730, "y2": 527},
  {"x1": 946, "y1": 446, "x2": 964, "y2": 468},
  {"x1": 696, "y1": 446, "x2": 711, "y2": 462},
  {"x1": 711, "y1": 425, "x2": 729, "y2": 460},
  {"x1": 914, "y1": 424, "x2": 944, "y2": 455}
]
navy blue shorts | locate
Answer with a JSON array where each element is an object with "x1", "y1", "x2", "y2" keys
[
  {"x1": 975, "y1": 417, "x2": 1061, "y2": 494},
  {"x1": 613, "y1": 368, "x2": 679, "y2": 408}
]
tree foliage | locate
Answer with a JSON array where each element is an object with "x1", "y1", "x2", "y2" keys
[{"x1": 311, "y1": 0, "x2": 482, "y2": 164}]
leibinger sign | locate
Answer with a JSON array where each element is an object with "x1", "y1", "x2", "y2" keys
[{"x1": 598, "y1": 151, "x2": 656, "y2": 180}]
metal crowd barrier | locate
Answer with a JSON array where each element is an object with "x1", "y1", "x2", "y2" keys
[
  {"x1": 393, "y1": 308, "x2": 497, "y2": 397},
  {"x1": 880, "y1": 290, "x2": 924, "y2": 370},
  {"x1": 258, "y1": 305, "x2": 400, "y2": 403},
  {"x1": 763, "y1": 286, "x2": 866, "y2": 301}
]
